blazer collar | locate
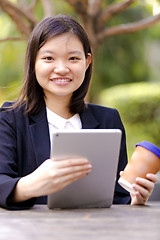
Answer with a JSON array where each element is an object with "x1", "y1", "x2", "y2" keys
[
  {"x1": 29, "y1": 102, "x2": 50, "y2": 166},
  {"x1": 80, "y1": 104, "x2": 99, "y2": 129},
  {"x1": 29, "y1": 102, "x2": 99, "y2": 129},
  {"x1": 29, "y1": 101, "x2": 47, "y2": 123}
]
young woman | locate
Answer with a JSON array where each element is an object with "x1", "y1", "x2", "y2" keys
[{"x1": 0, "y1": 15, "x2": 158, "y2": 210}]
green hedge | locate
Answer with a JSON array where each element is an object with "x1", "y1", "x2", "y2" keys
[{"x1": 99, "y1": 82, "x2": 160, "y2": 158}]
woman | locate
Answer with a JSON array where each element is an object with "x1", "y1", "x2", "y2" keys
[{"x1": 0, "y1": 14, "x2": 158, "y2": 210}]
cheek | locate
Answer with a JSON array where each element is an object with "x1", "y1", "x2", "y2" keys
[
  {"x1": 74, "y1": 64, "x2": 87, "y2": 79},
  {"x1": 35, "y1": 62, "x2": 52, "y2": 79},
  {"x1": 35, "y1": 62, "x2": 42, "y2": 79}
]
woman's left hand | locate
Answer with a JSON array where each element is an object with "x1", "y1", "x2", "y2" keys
[{"x1": 131, "y1": 173, "x2": 159, "y2": 205}]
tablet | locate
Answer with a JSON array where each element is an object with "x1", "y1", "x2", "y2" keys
[{"x1": 47, "y1": 129, "x2": 122, "y2": 209}]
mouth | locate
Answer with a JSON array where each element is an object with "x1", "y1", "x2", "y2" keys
[{"x1": 50, "y1": 78, "x2": 72, "y2": 83}]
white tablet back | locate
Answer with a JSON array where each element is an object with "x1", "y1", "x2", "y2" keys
[{"x1": 48, "y1": 129, "x2": 122, "y2": 209}]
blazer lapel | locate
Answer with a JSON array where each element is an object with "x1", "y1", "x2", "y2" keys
[
  {"x1": 29, "y1": 103, "x2": 50, "y2": 166},
  {"x1": 29, "y1": 103, "x2": 99, "y2": 166},
  {"x1": 80, "y1": 105, "x2": 99, "y2": 129}
]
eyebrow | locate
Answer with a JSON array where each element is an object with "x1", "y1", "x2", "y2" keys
[
  {"x1": 68, "y1": 51, "x2": 83, "y2": 56},
  {"x1": 38, "y1": 50, "x2": 54, "y2": 55},
  {"x1": 38, "y1": 50, "x2": 83, "y2": 56}
]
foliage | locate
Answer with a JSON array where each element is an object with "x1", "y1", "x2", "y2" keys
[
  {"x1": 0, "y1": 41, "x2": 26, "y2": 86},
  {"x1": 99, "y1": 82, "x2": 160, "y2": 158},
  {"x1": 90, "y1": 30, "x2": 149, "y2": 102},
  {"x1": 0, "y1": 11, "x2": 26, "y2": 89},
  {"x1": 34, "y1": 0, "x2": 73, "y2": 21},
  {"x1": 0, "y1": 80, "x2": 21, "y2": 106}
]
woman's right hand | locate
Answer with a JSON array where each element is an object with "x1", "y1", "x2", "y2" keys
[{"x1": 12, "y1": 157, "x2": 92, "y2": 203}]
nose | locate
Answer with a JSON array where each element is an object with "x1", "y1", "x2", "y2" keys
[{"x1": 53, "y1": 61, "x2": 69, "y2": 75}]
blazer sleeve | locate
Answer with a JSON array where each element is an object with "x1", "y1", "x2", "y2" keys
[
  {"x1": 112, "y1": 109, "x2": 131, "y2": 204},
  {"x1": 0, "y1": 103, "x2": 36, "y2": 210}
]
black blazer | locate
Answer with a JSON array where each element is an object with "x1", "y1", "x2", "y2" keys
[{"x1": 0, "y1": 102, "x2": 130, "y2": 209}]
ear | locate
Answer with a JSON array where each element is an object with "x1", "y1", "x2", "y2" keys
[{"x1": 86, "y1": 53, "x2": 92, "y2": 70}]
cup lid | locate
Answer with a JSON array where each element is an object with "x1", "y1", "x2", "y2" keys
[{"x1": 135, "y1": 141, "x2": 160, "y2": 158}]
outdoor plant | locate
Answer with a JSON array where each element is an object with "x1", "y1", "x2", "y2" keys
[{"x1": 100, "y1": 82, "x2": 160, "y2": 157}]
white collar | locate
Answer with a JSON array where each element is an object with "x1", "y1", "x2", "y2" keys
[{"x1": 46, "y1": 107, "x2": 82, "y2": 129}]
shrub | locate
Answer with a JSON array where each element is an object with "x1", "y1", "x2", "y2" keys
[{"x1": 99, "y1": 82, "x2": 160, "y2": 158}]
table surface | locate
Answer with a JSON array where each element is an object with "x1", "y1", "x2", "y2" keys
[{"x1": 0, "y1": 203, "x2": 160, "y2": 240}]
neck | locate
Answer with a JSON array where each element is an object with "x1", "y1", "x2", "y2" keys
[{"x1": 44, "y1": 95, "x2": 73, "y2": 119}]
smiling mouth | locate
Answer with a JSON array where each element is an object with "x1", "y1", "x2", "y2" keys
[{"x1": 50, "y1": 78, "x2": 72, "y2": 82}]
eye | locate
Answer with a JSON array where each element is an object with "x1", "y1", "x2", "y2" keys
[
  {"x1": 69, "y1": 56, "x2": 79, "y2": 61},
  {"x1": 44, "y1": 56, "x2": 53, "y2": 61}
]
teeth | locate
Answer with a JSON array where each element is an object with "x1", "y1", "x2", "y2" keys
[{"x1": 53, "y1": 79, "x2": 71, "y2": 82}]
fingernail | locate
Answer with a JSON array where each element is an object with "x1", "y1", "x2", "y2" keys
[{"x1": 87, "y1": 164, "x2": 92, "y2": 168}]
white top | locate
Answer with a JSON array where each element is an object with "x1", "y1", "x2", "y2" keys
[{"x1": 46, "y1": 107, "x2": 82, "y2": 146}]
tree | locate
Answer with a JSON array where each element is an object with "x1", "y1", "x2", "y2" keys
[{"x1": 0, "y1": 0, "x2": 160, "y2": 52}]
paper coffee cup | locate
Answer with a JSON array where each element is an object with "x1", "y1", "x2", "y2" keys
[{"x1": 118, "y1": 141, "x2": 160, "y2": 194}]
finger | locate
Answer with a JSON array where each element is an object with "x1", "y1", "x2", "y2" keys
[
  {"x1": 146, "y1": 173, "x2": 159, "y2": 183},
  {"x1": 130, "y1": 175, "x2": 158, "y2": 205},
  {"x1": 52, "y1": 163, "x2": 92, "y2": 177},
  {"x1": 51, "y1": 157, "x2": 90, "y2": 168},
  {"x1": 132, "y1": 183, "x2": 150, "y2": 199},
  {"x1": 131, "y1": 190, "x2": 146, "y2": 205},
  {"x1": 53, "y1": 168, "x2": 91, "y2": 191},
  {"x1": 135, "y1": 177, "x2": 154, "y2": 194},
  {"x1": 64, "y1": 168, "x2": 91, "y2": 182}
]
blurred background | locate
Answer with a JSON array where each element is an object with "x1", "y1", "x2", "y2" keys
[{"x1": 0, "y1": 0, "x2": 160, "y2": 158}]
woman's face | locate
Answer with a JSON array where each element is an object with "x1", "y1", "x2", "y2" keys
[{"x1": 35, "y1": 33, "x2": 91, "y2": 102}]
